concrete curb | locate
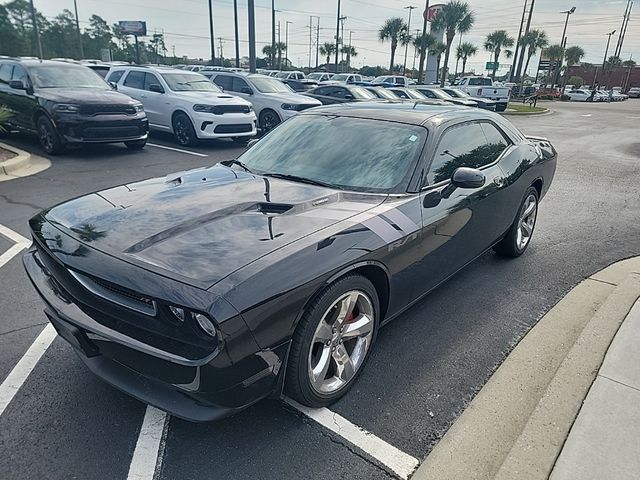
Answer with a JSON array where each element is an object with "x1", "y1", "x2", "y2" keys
[
  {"x1": 412, "y1": 256, "x2": 640, "y2": 480},
  {"x1": 0, "y1": 142, "x2": 31, "y2": 176},
  {"x1": 501, "y1": 108, "x2": 551, "y2": 116}
]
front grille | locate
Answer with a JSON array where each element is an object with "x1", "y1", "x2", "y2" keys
[
  {"x1": 82, "y1": 126, "x2": 141, "y2": 139},
  {"x1": 214, "y1": 124, "x2": 253, "y2": 134},
  {"x1": 296, "y1": 104, "x2": 318, "y2": 112},
  {"x1": 212, "y1": 105, "x2": 251, "y2": 115},
  {"x1": 80, "y1": 104, "x2": 136, "y2": 116},
  {"x1": 68, "y1": 270, "x2": 157, "y2": 316}
]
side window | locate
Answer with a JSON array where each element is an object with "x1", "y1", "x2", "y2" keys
[
  {"x1": 428, "y1": 123, "x2": 490, "y2": 185},
  {"x1": 422, "y1": 90, "x2": 436, "y2": 98},
  {"x1": 123, "y1": 71, "x2": 145, "y2": 90},
  {"x1": 314, "y1": 86, "x2": 332, "y2": 96},
  {"x1": 0, "y1": 64, "x2": 12, "y2": 85},
  {"x1": 213, "y1": 74, "x2": 232, "y2": 91},
  {"x1": 480, "y1": 122, "x2": 510, "y2": 162},
  {"x1": 295, "y1": 73, "x2": 303, "y2": 80},
  {"x1": 469, "y1": 78, "x2": 480, "y2": 86},
  {"x1": 393, "y1": 89, "x2": 409, "y2": 99},
  {"x1": 11, "y1": 65, "x2": 28, "y2": 84},
  {"x1": 331, "y1": 87, "x2": 348, "y2": 98},
  {"x1": 144, "y1": 73, "x2": 161, "y2": 91},
  {"x1": 107, "y1": 70, "x2": 125, "y2": 83},
  {"x1": 231, "y1": 77, "x2": 249, "y2": 93}
]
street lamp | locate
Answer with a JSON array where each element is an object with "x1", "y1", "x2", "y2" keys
[
  {"x1": 593, "y1": 29, "x2": 617, "y2": 87},
  {"x1": 556, "y1": 6, "x2": 576, "y2": 86},
  {"x1": 403, "y1": 5, "x2": 417, "y2": 75}
]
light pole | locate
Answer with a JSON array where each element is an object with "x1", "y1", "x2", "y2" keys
[
  {"x1": 248, "y1": 0, "x2": 256, "y2": 72},
  {"x1": 403, "y1": 5, "x2": 416, "y2": 75},
  {"x1": 233, "y1": 0, "x2": 240, "y2": 68},
  {"x1": 334, "y1": 0, "x2": 341, "y2": 73},
  {"x1": 28, "y1": 0, "x2": 43, "y2": 59},
  {"x1": 556, "y1": 6, "x2": 575, "y2": 86},
  {"x1": 417, "y1": 0, "x2": 430, "y2": 83},
  {"x1": 208, "y1": 0, "x2": 216, "y2": 65},
  {"x1": 594, "y1": 29, "x2": 616, "y2": 88},
  {"x1": 271, "y1": 0, "x2": 276, "y2": 68},
  {"x1": 285, "y1": 21, "x2": 292, "y2": 70},
  {"x1": 73, "y1": 0, "x2": 84, "y2": 59}
]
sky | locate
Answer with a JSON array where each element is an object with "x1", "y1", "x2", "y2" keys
[{"x1": 29, "y1": 0, "x2": 639, "y2": 75}]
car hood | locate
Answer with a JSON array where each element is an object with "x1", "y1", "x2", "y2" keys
[
  {"x1": 35, "y1": 88, "x2": 139, "y2": 105},
  {"x1": 261, "y1": 92, "x2": 321, "y2": 105},
  {"x1": 38, "y1": 165, "x2": 384, "y2": 289},
  {"x1": 173, "y1": 91, "x2": 252, "y2": 105}
]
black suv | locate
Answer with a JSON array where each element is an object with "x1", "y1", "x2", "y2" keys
[{"x1": 0, "y1": 59, "x2": 148, "y2": 154}]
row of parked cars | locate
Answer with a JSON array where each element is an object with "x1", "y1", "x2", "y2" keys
[
  {"x1": 0, "y1": 57, "x2": 507, "y2": 155},
  {"x1": 567, "y1": 87, "x2": 635, "y2": 102}
]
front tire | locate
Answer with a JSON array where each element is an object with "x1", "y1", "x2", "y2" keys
[
  {"x1": 37, "y1": 116, "x2": 64, "y2": 155},
  {"x1": 172, "y1": 112, "x2": 197, "y2": 146},
  {"x1": 285, "y1": 275, "x2": 379, "y2": 407},
  {"x1": 125, "y1": 138, "x2": 147, "y2": 150},
  {"x1": 494, "y1": 186, "x2": 539, "y2": 257},
  {"x1": 259, "y1": 109, "x2": 281, "y2": 133}
]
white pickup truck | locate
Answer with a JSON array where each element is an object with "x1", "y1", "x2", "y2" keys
[{"x1": 456, "y1": 76, "x2": 511, "y2": 112}]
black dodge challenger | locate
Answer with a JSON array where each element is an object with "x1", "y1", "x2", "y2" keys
[{"x1": 23, "y1": 103, "x2": 557, "y2": 421}]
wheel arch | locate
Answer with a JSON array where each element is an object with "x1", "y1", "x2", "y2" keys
[{"x1": 531, "y1": 177, "x2": 543, "y2": 198}]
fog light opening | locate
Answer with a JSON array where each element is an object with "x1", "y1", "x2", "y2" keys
[
  {"x1": 169, "y1": 306, "x2": 186, "y2": 322},
  {"x1": 194, "y1": 313, "x2": 217, "y2": 337}
]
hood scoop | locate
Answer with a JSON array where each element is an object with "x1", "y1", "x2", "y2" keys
[{"x1": 256, "y1": 203, "x2": 293, "y2": 215}]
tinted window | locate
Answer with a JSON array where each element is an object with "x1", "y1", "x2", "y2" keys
[
  {"x1": 107, "y1": 70, "x2": 125, "y2": 83},
  {"x1": 313, "y1": 86, "x2": 334, "y2": 96},
  {"x1": 238, "y1": 115, "x2": 425, "y2": 192},
  {"x1": 0, "y1": 64, "x2": 12, "y2": 84},
  {"x1": 392, "y1": 89, "x2": 409, "y2": 99},
  {"x1": 330, "y1": 87, "x2": 348, "y2": 98},
  {"x1": 469, "y1": 78, "x2": 492, "y2": 86},
  {"x1": 124, "y1": 71, "x2": 145, "y2": 89},
  {"x1": 11, "y1": 65, "x2": 28, "y2": 84},
  {"x1": 428, "y1": 123, "x2": 495, "y2": 185},
  {"x1": 231, "y1": 77, "x2": 249, "y2": 92},
  {"x1": 480, "y1": 123, "x2": 510, "y2": 158},
  {"x1": 421, "y1": 89, "x2": 436, "y2": 98},
  {"x1": 212, "y1": 74, "x2": 233, "y2": 91}
]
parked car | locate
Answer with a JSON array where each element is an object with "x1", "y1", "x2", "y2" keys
[
  {"x1": 567, "y1": 89, "x2": 595, "y2": 102},
  {"x1": 324, "y1": 73, "x2": 363, "y2": 85},
  {"x1": 280, "y1": 78, "x2": 312, "y2": 93},
  {"x1": 276, "y1": 71, "x2": 306, "y2": 81},
  {"x1": 307, "y1": 72, "x2": 334, "y2": 83},
  {"x1": 627, "y1": 87, "x2": 640, "y2": 98},
  {"x1": 206, "y1": 72, "x2": 321, "y2": 132},
  {"x1": 364, "y1": 86, "x2": 401, "y2": 100},
  {"x1": 412, "y1": 86, "x2": 478, "y2": 107},
  {"x1": 441, "y1": 87, "x2": 497, "y2": 110},
  {"x1": 305, "y1": 84, "x2": 377, "y2": 104},
  {"x1": 107, "y1": 66, "x2": 256, "y2": 146},
  {"x1": 456, "y1": 76, "x2": 511, "y2": 111},
  {"x1": 23, "y1": 103, "x2": 557, "y2": 420},
  {"x1": 372, "y1": 75, "x2": 412, "y2": 87},
  {"x1": 0, "y1": 59, "x2": 148, "y2": 154}
]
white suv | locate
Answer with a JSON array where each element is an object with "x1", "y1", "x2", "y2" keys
[
  {"x1": 107, "y1": 66, "x2": 257, "y2": 146},
  {"x1": 205, "y1": 72, "x2": 321, "y2": 132}
]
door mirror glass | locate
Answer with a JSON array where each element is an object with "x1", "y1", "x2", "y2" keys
[
  {"x1": 344, "y1": 94, "x2": 354, "y2": 100},
  {"x1": 451, "y1": 167, "x2": 485, "y2": 189},
  {"x1": 9, "y1": 80, "x2": 26, "y2": 90},
  {"x1": 148, "y1": 83, "x2": 164, "y2": 93}
]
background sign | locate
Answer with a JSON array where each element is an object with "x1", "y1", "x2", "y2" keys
[
  {"x1": 118, "y1": 21, "x2": 147, "y2": 36},
  {"x1": 425, "y1": 4, "x2": 445, "y2": 22},
  {"x1": 486, "y1": 62, "x2": 500, "y2": 70}
]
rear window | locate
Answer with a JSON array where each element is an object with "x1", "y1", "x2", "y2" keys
[{"x1": 107, "y1": 70, "x2": 125, "y2": 83}]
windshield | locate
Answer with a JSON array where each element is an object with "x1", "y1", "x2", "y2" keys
[
  {"x1": 161, "y1": 73, "x2": 222, "y2": 92},
  {"x1": 350, "y1": 87, "x2": 377, "y2": 99},
  {"x1": 250, "y1": 76, "x2": 293, "y2": 93},
  {"x1": 275, "y1": 72, "x2": 289, "y2": 78},
  {"x1": 30, "y1": 65, "x2": 108, "y2": 89},
  {"x1": 373, "y1": 88, "x2": 397, "y2": 99},
  {"x1": 237, "y1": 115, "x2": 425, "y2": 192},
  {"x1": 332, "y1": 74, "x2": 351, "y2": 82},
  {"x1": 404, "y1": 89, "x2": 426, "y2": 99},
  {"x1": 307, "y1": 73, "x2": 325, "y2": 80},
  {"x1": 445, "y1": 88, "x2": 469, "y2": 98},
  {"x1": 424, "y1": 89, "x2": 451, "y2": 100},
  {"x1": 373, "y1": 76, "x2": 391, "y2": 83}
]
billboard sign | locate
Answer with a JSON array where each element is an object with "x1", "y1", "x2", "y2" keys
[
  {"x1": 424, "y1": 4, "x2": 445, "y2": 22},
  {"x1": 118, "y1": 21, "x2": 147, "y2": 36}
]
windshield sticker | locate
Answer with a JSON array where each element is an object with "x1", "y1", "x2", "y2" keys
[{"x1": 409, "y1": 135, "x2": 418, "y2": 142}]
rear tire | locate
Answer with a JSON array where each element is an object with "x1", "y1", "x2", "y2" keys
[
  {"x1": 494, "y1": 186, "x2": 539, "y2": 257},
  {"x1": 37, "y1": 116, "x2": 64, "y2": 155},
  {"x1": 172, "y1": 112, "x2": 197, "y2": 146},
  {"x1": 259, "y1": 109, "x2": 281, "y2": 134},
  {"x1": 495, "y1": 103, "x2": 508, "y2": 112},
  {"x1": 285, "y1": 274, "x2": 379, "y2": 407},
  {"x1": 125, "y1": 138, "x2": 147, "y2": 150}
]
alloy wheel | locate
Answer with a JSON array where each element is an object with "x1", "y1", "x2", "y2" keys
[
  {"x1": 517, "y1": 193, "x2": 538, "y2": 250},
  {"x1": 307, "y1": 290, "x2": 375, "y2": 394},
  {"x1": 174, "y1": 117, "x2": 191, "y2": 145},
  {"x1": 260, "y1": 112, "x2": 279, "y2": 132},
  {"x1": 39, "y1": 124, "x2": 54, "y2": 153}
]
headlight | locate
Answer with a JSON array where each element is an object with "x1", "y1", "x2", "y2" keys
[
  {"x1": 54, "y1": 103, "x2": 80, "y2": 113},
  {"x1": 193, "y1": 104, "x2": 216, "y2": 113},
  {"x1": 133, "y1": 102, "x2": 144, "y2": 112},
  {"x1": 281, "y1": 103, "x2": 298, "y2": 111},
  {"x1": 247, "y1": 104, "x2": 254, "y2": 112}
]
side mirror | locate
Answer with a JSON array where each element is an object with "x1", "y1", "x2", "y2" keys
[
  {"x1": 241, "y1": 87, "x2": 253, "y2": 95},
  {"x1": 9, "y1": 80, "x2": 26, "y2": 90},
  {"x1": 109, "y1": 81, "x2": 118, "y2": 90},
  {"x1": 148, "y1": 84, "x2": 164, "y2": 93},
  {"x1": 441, "y1": 167, "x2": 485, "y2": 199},
  {"x1": 344, "y1": 94, "x2": 354, "y2": 100},
  {"x1": 246, "y1": 138, "x2": 259, "y2": 149}
]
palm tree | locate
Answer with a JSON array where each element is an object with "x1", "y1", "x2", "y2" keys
[
  {"x1": 456, "y1": 42, "x2": 477, "y2": 75},
  {"x1": 341, "y1": 45, "x2": 358, "y2": 70},
  {"x1": 544, "y1": 44, "x2": 564, "y2": 86},
  {"x1": 319, "y1": 42, "x2": 336, "y2": 66},
  {"x1": 413, "y1": 33, "x2": 436, "y2": 63},
  {"x1": 622, "y1": 59, "x2": 637, "y2": 68},
  {"x1": 431, "y1": 0, "x2": 474, "y2": 86},
  {"x1": 484, "y1": 30, "x2": 514, "y2": 80},
  {"x1": 379, "y1": 17, "x2": 409, "y2": 72},
  {"x1": 605, "y1": 55, "x2": 622, "y2": 70},
  {"x1": 564, "y1": 46, "x2": 585, "y2": 67},
  {"x1": 430, "y1": 42, "x2": 447, "y2": 80},
  {"x1": 519, "y1": 29, "x2": 548, "y2": 81}
]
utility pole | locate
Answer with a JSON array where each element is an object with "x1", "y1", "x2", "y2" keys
[
  {"x1": 28, "y1": 0, "x2": 43, "y2": 59},
  {"x1": 417, "y1": 0, "x2": 430, "y2": 83},
  {"x1": 334, "y1": 0, "x2": 341, "y2": 73},
  {"x1": 309, "y1": 16, "x2": 313, "y2": 70},
  {"x1": 233, "y1": 0, "x2": 240, "y2": 68},
  {"x1": 286, "y1": 21, "x2": 292, "y2": 71},
  {"x1": 510, "y1": 0, "x2": 528, "y2": 81},
  {"x1": 454, "y1": 33, "x2": 462, "y2": 76},
  {"x1": 208, "y1": 0, "x2": 216, "y2": 66},
  {"x1": 73, "y1": 0, "x2": 84, "y2": 59},
  {"x1": 623, "y1": 54, "x2": 633, "y2": 90},
  {"x1": 339, "y1": 16, "x2": 347, "y2": 65},
  {"x1": 248, "y1": 0, "x2": 256, "y2": 72},
  {"x1": 594, "y1": 30, "x2": 616, "y2": 87},
  {"x1": 347, "y1": 30, "x2": 353, "y2": 70},
  {"x1": 218, "y1": 36, "x2": 224, "y2": 65},
  {"x1": 614, "y1": 0, "x2": 631, "y2": 58},
  {"x1": 413, "y1": 28, "x2": 420, "y2": 71},
  {"x1": 271, "y1": 0, "x2": 276, "y2": 68},
  {"x1": 515, "y1": 0, "x2": 535, "y2": 82},
  {"x1": 556, "y1": 6, "x2": 576, "y2": 86},
  {"x1": 617, "y1": 1, "x2": 633, "y2": 58},
  {"x1": 277, "y1": 21, "x2": 282, "y2": 70},
  {"x1": 403, "y1": 5, "x2": 416, "y2": 75},
  {"x1": 315, "y1": 18, "x2": 320, "y2": 70}
]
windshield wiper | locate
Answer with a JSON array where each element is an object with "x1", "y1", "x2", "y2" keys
[
  {"x1": 262, "y1": 173, "x2": 337, "y2": 189},
  {"x1": 221, "y1": 159, "x2": 254, "y2": 173}
]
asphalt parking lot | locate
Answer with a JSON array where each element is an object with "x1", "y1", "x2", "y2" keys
[{"x1": 1, "y1": 101, "x2": 640, "y2": 479}]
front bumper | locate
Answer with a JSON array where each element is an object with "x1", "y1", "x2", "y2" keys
[
  {"x1": 54, "y1": 113, "x2": 149, "y2": 144},
  {"x1": 23, "y1": 248, "x2": 286, "y2": 422},
  {"x1": 193, "y1": 112, "x2": 258, "y2": 139}
]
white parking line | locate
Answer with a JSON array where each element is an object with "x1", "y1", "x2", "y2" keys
[
  {"x1": 127, "y1": 406, "x2": 169, "y2": 480},
  {"x1": 0, "y1": 224, "x2": 31, "y2": 268},
  {"x1": 286, "y1": 398, "x2": 419, "y2": 479},
  {"x1": 0, "y1": 324, "x2": 57, "y2": 417},
  {"x1": 147, "y1": 143, "x2": 208, "y2": 157}
]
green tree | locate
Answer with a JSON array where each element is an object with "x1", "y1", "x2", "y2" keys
[
  {"x1": 413, "y1": 33, "x2": 436, "y2": 60},
  {"x1": 84, "y1": 15, "x2": 112, "y2": 59},
  {"x1": 568, "y1": 76, "x2": 584, "y2": 88},
  {"x1": 484, "y1": 30, "x2": 514, "y2": 80},
  {"x1": 42, "y1": 10, "x2": 78, "y2": 58},
  {"x1": 379, "y1": 17, "x2": 409, "y2": 72},
  {"x1": 341, "y1": 45, "x2": 357, "y2": 70},
  {"x1": 430, "y1": 42, "x2": 447, "y2": 79},
  {"x1": 319, "y1": 42, "x2": 336, "y2": 66},
  {"x1": 519, "y1": 29, "x2": 548, "y2": 80},
  {"x1": 622, "y1": 59, "x2": 636, "y2": 68},
  {"x1": 544, "y1": 44, "x2": 564, "y2": 86},
  {"x1": 564, "y1": 46, "x2": 585, "y2": 67},
  {"x1": 0, "y1": 5, "x2": 23, "y2": 56},
  {"x1": 431, "y1": 0, "x2": 474, "y2": 86},
  {"x1": 456, "y1": 41, "x2": 477, "y2": 75}
]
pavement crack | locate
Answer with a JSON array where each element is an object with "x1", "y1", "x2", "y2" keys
[
  {"x1": 0, "y1": 322, "x2": 49, "y2": 337},
  {"x1": 0, "y1": 194, "x2": 43, "y2": 211}
]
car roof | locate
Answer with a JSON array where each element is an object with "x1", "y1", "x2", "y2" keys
[
  {"x1": 299, "y1": 102, "x2": 499, "y2": 127},
  {"x1": 4, "y1": 59, "x2": 88, "y2": 68}
]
